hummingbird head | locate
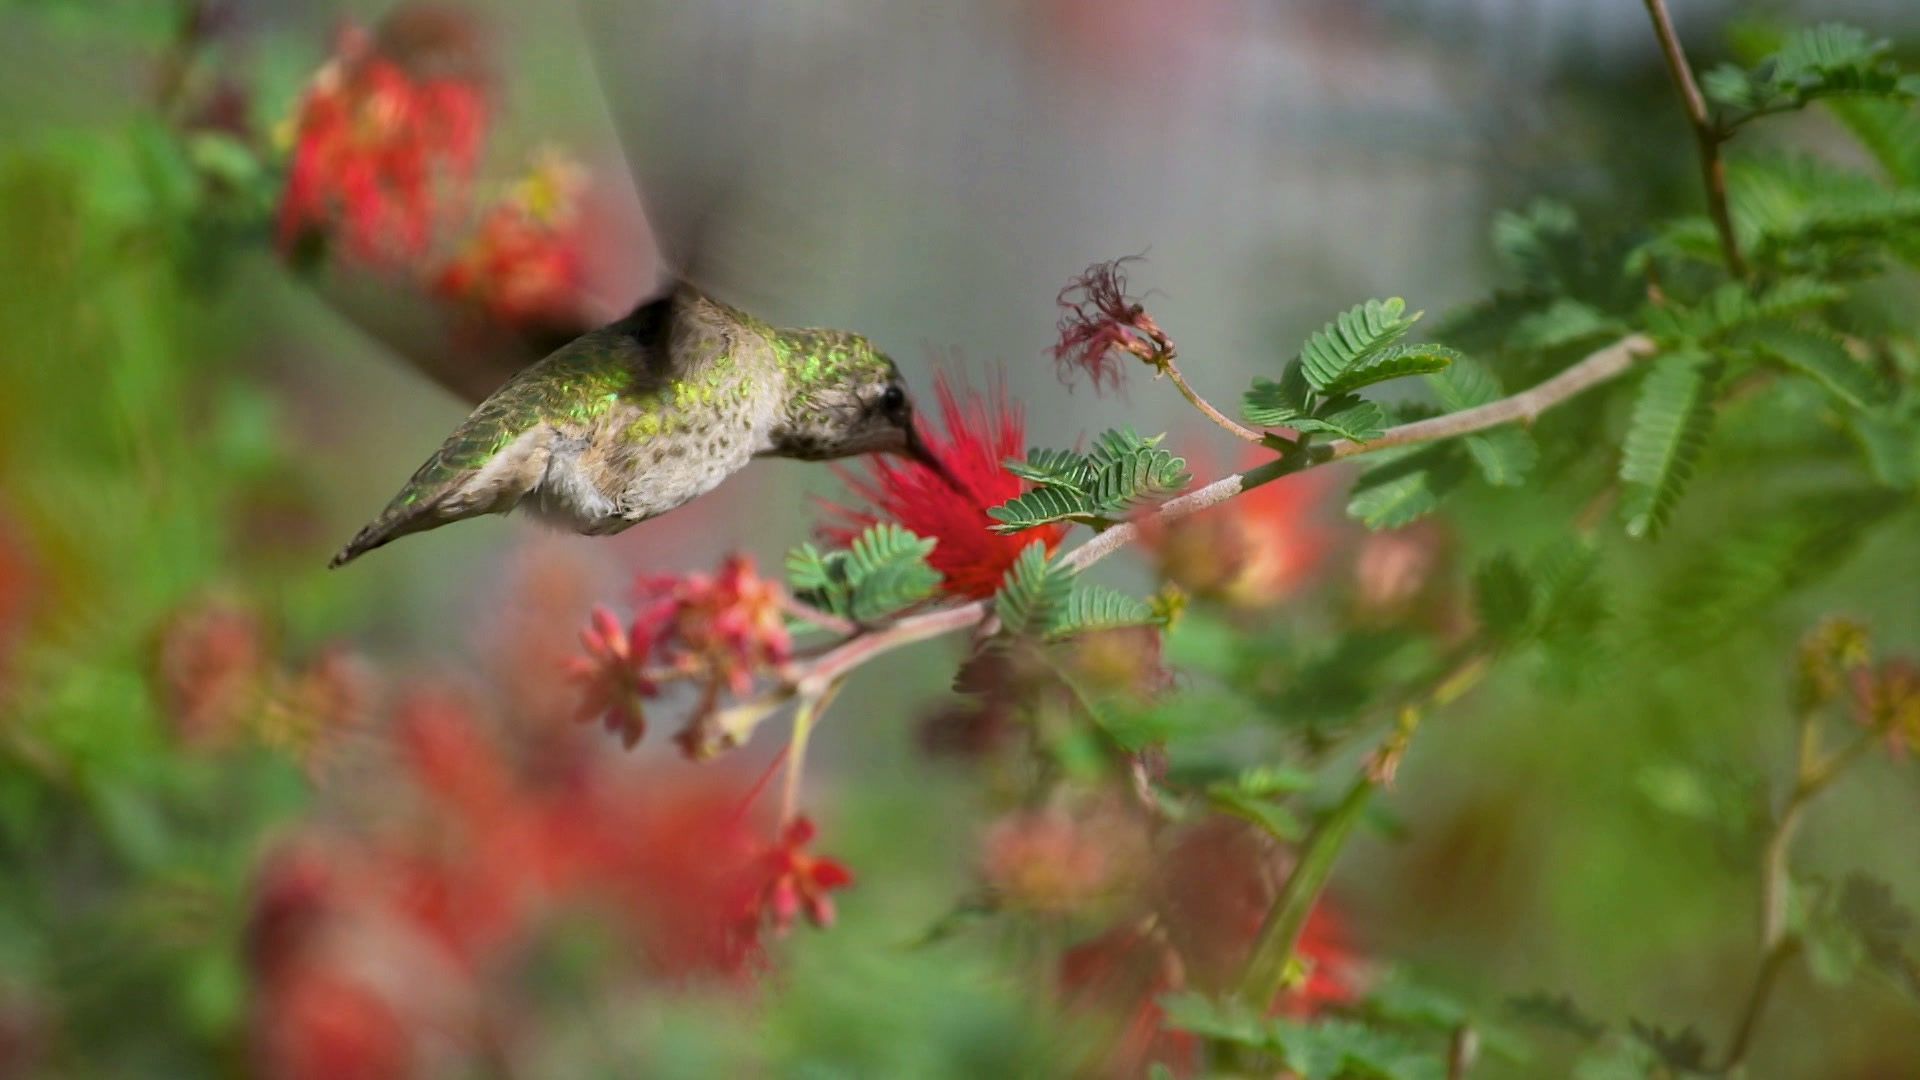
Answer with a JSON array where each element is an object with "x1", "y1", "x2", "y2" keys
[{"x1": 769, "y1": 329, "x2": 955, "y2": 485}]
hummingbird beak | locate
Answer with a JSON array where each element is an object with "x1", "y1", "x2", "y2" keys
[{"x1": 901, "y1": 424, "x2": 963, "y2": 493}]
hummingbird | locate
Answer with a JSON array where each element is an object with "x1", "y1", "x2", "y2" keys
[{"x1": 328, "y1": 281, "x2": 951, "y2": 567}]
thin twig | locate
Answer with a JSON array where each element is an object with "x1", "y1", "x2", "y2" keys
[
  {"x1": 1324, "y1": 335, "x2": 1657, "y2": 460},
  {"x1": 1639, "y1": 0, "x2": 1748, "y2": 278},
  {"x1": 1163, "y1": 353, "x2": 1264, "y2": 443},
  {"x1": 780, "y1": 680, "x2": 841, "y2": 823},
  {"x1": 779, "y1": 334, "x2": 1652, "y2": 699}
]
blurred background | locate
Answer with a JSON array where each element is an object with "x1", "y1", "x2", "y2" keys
[{"x1": 1, "y1": 0, "x2": 1917, "y2": 1076}]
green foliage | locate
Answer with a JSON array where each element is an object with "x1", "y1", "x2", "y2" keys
[
  {"x1": 1298, "y1": 298, "x2": 1421, "y2": 391},
  {"x1": 1705, "y1": 23, "x2": 1919, "y2": 122},
  {"x1": 1346, "y1": 445, "x2": 1470, "y2": 530},
  {"x1": 1800, "y1": 873, "x2": 1920, "y2": 998},
  {"x1": 1657, "y1": 490, "x2": 1899, "y2": 652},
  {"x1": 992, "y1": 541, "x2": 1074, "y2": 637},
  {"x1": 1161, "y1": 995, "x2": 1447, "y2": 1080},
  {"x1": 1049, "y1": 583, "x2": 1158, "y2": 638},
  {"x1": 1242, "y1": 301, "x2": 1458, "y2": 444},
  {"x1": 786, "y1": 524, "x2": 941, "y2": 621},
  {"x1": 1742, "y1": 325, "x2": 1886, "y2": 410},
  {"x1": 990, "y1": 429, "x2": 1190, "y2": 533},
  {"x1": 1618, "y1": 351, "x2": 1722, "y2": 539}
]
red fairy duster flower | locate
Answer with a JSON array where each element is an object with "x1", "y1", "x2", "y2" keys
[
  {"x1": 277, "y1": 9, "x2": 488, "y2": 267},
  {"x1": 822, "y1": 371, "x2": 1067, "y2": 599},
  {"x1": 1051, "y1": 257, "x2": 1172, "y2": 393},
  {"x1": 566, "y1": 605, "x2": 657, "y2": 748},
  {"x1": 751, "y1": 816, "x2": 854, "y2": 932},
  {"x1": 434, "y1": 152, "x2": 590, "y2": 329}
]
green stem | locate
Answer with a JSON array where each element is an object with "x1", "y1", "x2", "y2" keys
[
  {"x1": 1235, "y1": 773, "x2": 1376, "y2": 1009},
  {"x1": 780, "y1": 680, "x2": 841, "y2": 822}
]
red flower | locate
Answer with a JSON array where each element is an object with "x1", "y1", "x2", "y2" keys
[
  {"x1": 566, "y1": 605, "x2": 657, "y2": 748},
  {"x1": 1853, "y1": 658, "x2": 1920, "y2": 758},
  {"x1": 637, "y1": 554, "x2": 792, "y2": 696},
  {"x1": 433, "y1": 153, "x2": 589, "y2": 329},
  {"x1": 152, "y1": 597, "x2": 267, "y2": 751},
  {"x1": 277, "y1": 11, "x2": 488, "y2": 267},
  {"x1": 823, "y1": 371, "x2": 1068, "y2": 599},
  {"x1": 1051, "y1": 257, "x2": 1172, "y2": 393},
  {"x1": 1148, "y1": 457, "x2": 1337, "y2": 608},
  {"x1": 752, "y1": 816, "x2": 854, "y2": 932}
]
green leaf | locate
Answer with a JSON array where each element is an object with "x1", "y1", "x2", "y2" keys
[
  {"x1": 786, "y1": 525, "x2": 940, "y2": 620},
  {"x1": 1618, "y1": 352, "x2": 1721, "y2": 539},
  {"x1": 1464, "y1": 427, "x2": 1538, "y2": 487},
  {"x1": 1745, "y1": 326, "x2": 1885, "y2": 410},
  {"x1": 1004, "y1": 447, "x2": 1090, "y2": 492},
  {"x1": 1845, "y1": 408, "x2": 1920, "y2": 489},
  {"x1": 1508, "y1": 299, "x2": 1619, "y2": 351},
  {"x1": 1507, "y1": 991, "x2": 1607, "y2": 1043},
  {"x1": 1298, "y1": 298, "x2": 1422, "y2": 392},
  {"x1": 1473, "y1": 555, "x2": 1535, "y2": 647},
  {"x1": 1315, "y1": 343, "x2": 1459, "y2": 397},
  {"x1": 1048, "y1": 584, "x2": 1158, "y2": 638},
  {"x1": 992, "y1": 430, "x2": 1188, "y2": 532},
  {"x1": 1426, "y1": 353, "x2": 1501, "y2": 411},
  {"x1": 1291, "y1": 397, "x2": 1387, "y2": 442},
  {"x1": 993, "y1": 541, "x2": 1073, "y2": 637},
  {"x1": 1659, "y1": 490, "x2": 1899, "y2": 652},
  {"x1": 988, "y1": 486, "x2": 1089, "y2": 533},
  {"x1": 1625, "y1": 1021, "x2": 1708, "y2": 1074},
  {"x1": 1347, "y1": 446, "x2": 1468, "y2": 530},
  {"x1": 1829, "y1": 98, "x2": 1920, "y2": 186},
  {"x1": 1243, "y1": 363, "x2": 1313, "y2": 427},
  {"x1": 785, "y1": 542, "x2": 835, "y2": 593}
]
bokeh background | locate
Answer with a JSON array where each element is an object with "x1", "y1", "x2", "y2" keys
[{"x1": 1, "y1": 0, "x2": 1917, "y2": 1076}]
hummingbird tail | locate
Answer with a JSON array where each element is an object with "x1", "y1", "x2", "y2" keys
[{"x1": 327, "y1": 500, "x2": 450, "y2": 568}]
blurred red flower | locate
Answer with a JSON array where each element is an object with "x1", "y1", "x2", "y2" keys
[
  {"x1": 566, "y1": 605, "x2": 658, "y2": 749},
  {"x1": 434, "y1": 153, "x2": 590, "y2": 329},
  {"x1": 752, "y1": 816, "x2": 855, "y2": 932},
  {"x1": 1051, "y1": 257, "x2": 1172, "y2": 394},
  {"x1": 636, "y1": 553, "x2": 792, "y2": 697},
  {"x1": 248, "y1": 692, "x2": 856, "y2": 1076},
  {"x1": 823, "y1": 371, "x2": 1068, "y2": 599},
  {"x1": 1147, "y1": 460, "x2": 1337, "y2": 608},
  {"x1": 1853, "y1": 657, "x2": 1920, "y2": 758},
  {"x1": 152, "y1": 597, "x2": 268, "y2": 751},
  {"x1": 277, "y1": 10, "x2": 488, "y2": 266},
  {"x1": 1058, "y1": 816, "x2": 1362, "y2": 1076}
]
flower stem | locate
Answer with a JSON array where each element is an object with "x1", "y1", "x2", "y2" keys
[
  {"x1": 780, "y1": 680, "x2": 841, "y2": 823},
  {"x1": 1235, "y1": 771, "x2": 1375, "y2": 1009},
  {"x1": 1720, "y1": 712, "x2": 1875, "y2": 1072},
  {"x1": 1162, "y1": 354, "x2": 1263, "y2": 443}
]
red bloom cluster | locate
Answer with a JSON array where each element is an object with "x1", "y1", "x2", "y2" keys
[
  {"x1": 247, "y1": 690, "x2": 853, "y2": 1077},
  {"x1": 277, "y1": 12, "x2": 487, "y2": 266},
  {"x1": 568, "y1": 555, "x2": 792, "y2": 754},
  {"x1": 150, "y1": 595, "x2": 372, "y2": 761},
  {"x1": 1050, "y1": 257, "x2": 1174, "y2": 394},
  {"x1": 433, "y1": 153, "x2": 589, "y2": 329},
  {"x1": 1854, "y1": 658, "x2": 1920, "y2": 758},
  {"x1": 823, "y1": 372, "x2": 1068, "y2": 599}
]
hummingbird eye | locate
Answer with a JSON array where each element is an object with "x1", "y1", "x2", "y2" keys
[{"x1": 880, "y1": 384, "x2": 907, "y2": 415}]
